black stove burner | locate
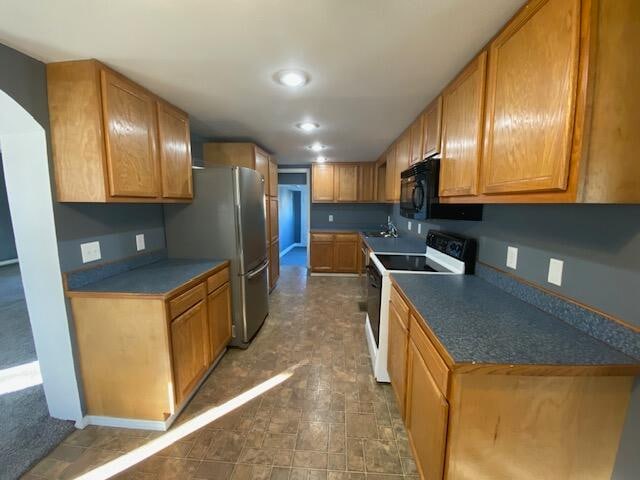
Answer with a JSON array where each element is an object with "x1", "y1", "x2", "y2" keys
[{"x1": 376, "y1": 254, "x2": 448, "y2": 272}]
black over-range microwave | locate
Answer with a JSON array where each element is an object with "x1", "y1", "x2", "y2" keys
[{"x1": 400, "y1": 158, "x2": 483, "y2": 221}]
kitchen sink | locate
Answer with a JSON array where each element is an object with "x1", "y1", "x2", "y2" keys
[{"x1": 363, "y1": 231, "x2": 394, "y2": 238}]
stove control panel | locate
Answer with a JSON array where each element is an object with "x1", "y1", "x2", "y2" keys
[{"x1": 426, "y1": 231, "x2": 477, "y2": 270}]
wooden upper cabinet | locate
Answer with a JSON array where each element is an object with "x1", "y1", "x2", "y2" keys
[
  {"x1": 358, "y1": 163, "x2": 376, "y2": 202},
  {"x1": 440, "y1": 52, "x2": 487, "y2": 197},
  {"x1": 335, "y1": 164, "x2": 359, "y2": 202},
  {"x1": 482, "y1": 0, "x2": 580, "y2": 195},
  {"x1": 312, "y1": 164, "x2": 335, "y2": 202},
  {"x1": 395, "y1": 130, "x2": 411, "y2": 175},
  {"x1": 157, "y1": 101, "x2": 193, "y2": 199},
  {"x1": 47, "y1": 60, "x2": 192, "y2": 203},
  {"x1": 423, "y1": 96, "x2": 443, "y2": 158},
  {"x1": 101, "y1": 70, "x2": 160, "y2": 198},
  {"x1": 254, "y1": 148, "x2": 269, "y2": 189},
  {"x1": 385, "y1": 147, "x2": 397, "y2": 202},
  {"x1": 268, "y1": 157, "x2": 278, "y2": 197},
  {"x1": 409, "y1": 115, "x2": 424, "y2": 165},
  {"x1": 269, "y1": 197, "x2": 279, "y2": 243}
]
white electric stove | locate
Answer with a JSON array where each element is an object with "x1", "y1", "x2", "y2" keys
[{"x1": 364, "y1": 230, "x2": 476, "y2": 382}]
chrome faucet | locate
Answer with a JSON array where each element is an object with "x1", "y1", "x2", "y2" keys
[{"x1": 387, "y1": 221, "x2": 398, "y2": 238}]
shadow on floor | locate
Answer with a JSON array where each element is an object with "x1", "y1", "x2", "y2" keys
[
  {"x1": 0, "y1": 264, "x2": 74, "y2": 480},
  {"x1": 280, "y1": 247, "x2": 307, "y2": 267}
]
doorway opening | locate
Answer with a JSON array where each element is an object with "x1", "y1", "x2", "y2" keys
[{"x1": 277, "y1": 168, "x2": 310, "y2": 268}]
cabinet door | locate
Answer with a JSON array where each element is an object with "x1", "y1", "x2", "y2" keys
[
  {"x1": 170, "y1": 301, "x2": 209, "y2": 405},
  {"x1": 312, "y1": 164, "x2": 335, "y2": 202},
  {"x1": 310, "y1": 241, "x2": 334, "y2": 272},
  {"x1": 440, "y1": 52, "x2": 487, "y2": 197},
  {"x1": 388, "y1": 301, "x2": 409, "y2": 419},
  {"x1": 334, "y1": 238, "x2": 358, "y2": 273},
  {"x1": 358, "y1": 163, "x2": 376, "y2": 201},
  {"x1": 255, "y1": 148, "x2": 269, "y2": 189},
  {"x1": 101, "y1": 70, "x2": 160, "y2": 198},
  {"x1": 395, "y1": 130, "x2": 411, "y2": 176},
  {"x1": 385, "y1": 147, "x2": 397, "y2": 202},
  {"x1": 207, "y1": 283, "x2": 232, "y2": 362},
  {"x1": 410, "y1": 115, "x2": 424, "y2": 165},
  {"x1": 269, "y1": 240, "x2": 280, "y2": 290},
  {"x1": 335, "y1": 164, "x2": 359, "y2": 202},
  {"x1": 423, "y1": 96, "x2": 443, "y2": 158},
  {"x1": 269, "y1": 197, "x2": 279, "y2": 243},
  {"x1": 406, "y1": 339, "x2": 449, "y2": 480},
  {"x1": 269, "y1": 157, "x2": 278, "y2": 197},
  {"x1": 482, "y1": 0, "x2": 580, "y2": 194},
  {"x1": 157, "y1": 101, "x2": 193, "y2": 199}
]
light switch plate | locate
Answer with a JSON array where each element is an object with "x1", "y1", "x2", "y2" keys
[
  {"x1": 136, "y1": 234, "x2": 146, "y2": 251},
  {"x1": 548, "y1": 258, "x2": 564, "y2": 286},
  {"x1": 328, "y1": 214, "x2": 334, "y2": 222},
  {"x1": 506, "y1": 246, "x2": 518, "y2": 269},
  {"x1": 81, "y1": 241, "x2": 101, "y2": 264},
  {"x1": 418, "y1": 224, "x2": 422, "y2": 234},
  {"x1": 407, "y1": 221, "x2": 412, "y2": 231}
]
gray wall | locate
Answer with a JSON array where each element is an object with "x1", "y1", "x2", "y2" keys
[
  {"x1": 391, "y1": 202, "x2": 640, "y2": 479},
  {"x1": 0, "y1": 152, "x2": 17, "y2": 261},
  {"x1": 312, "y1": 203, "x2": 392, "y2": 230}
]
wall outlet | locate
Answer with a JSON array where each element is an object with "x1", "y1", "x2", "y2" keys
[
  {"x1": 506, "y1": 246, "x2": 518, "y2": 269},
  {"x1": 136, "y1": 233, "x2": 146, "y2": 251},
  {"x1": 328, "y1": 214, "x2": 334, "y2": 222},
  {"x1": 548, "y1": 258, "x2": 564, "y2": 286},
  {"x1": 81, "y1": 241, "x2": 101, "y2": 264},
  {"x1": 407, "y1": 221, "x2": 412, "y2": 231},
  {"x1": 418, "y1": 224, "x2": 422, "y2": 235}
]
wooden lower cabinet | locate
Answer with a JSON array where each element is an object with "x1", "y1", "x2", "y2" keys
[
  {"x1": 69, "y1": 262, "x2": 232, "y2": 425},
  {"x1": 387, "y1": 280, "x2": 636, "y2": 480},
  {"x1": 310, "y1": 232, "x2": 359, "y2": 273},
  {"x1": 208, "y1": 283, "x2": 232, "y2": 362},
  {"x1": 406, "y1": 338, "x2": 449, "y2": 480},
  {"x1": 171, "y1": 300, "x2": 209, "y2": 405},
  {"x1": 269, "y1": 240, "x2": 280, "y2": 290}
]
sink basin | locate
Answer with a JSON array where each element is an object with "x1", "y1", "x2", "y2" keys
[{"x1": 363, "y1": 231, "x2": 394, "y2": 238}]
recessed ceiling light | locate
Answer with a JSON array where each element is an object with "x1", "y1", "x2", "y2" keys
[
  {"x1": 274, "y1": 69, "x2": 309, "y2": 88},
  {"x1": 296, "y1": 122, "x2": 319, "y2": 132},
  {"x1": 307, "y1": 143, "x2": 326, "y2": 152},
  {"x1": 316, "y1": 156, "x2": 326, "y2": 163}
]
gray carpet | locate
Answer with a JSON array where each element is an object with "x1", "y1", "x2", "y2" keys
[{"x1": 0, "y1": 264, "x2": 75, "y2": 480}]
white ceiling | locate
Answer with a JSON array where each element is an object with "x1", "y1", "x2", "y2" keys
[{"x1": 0, "y1": 0, "x2": 524, "y2": 164}]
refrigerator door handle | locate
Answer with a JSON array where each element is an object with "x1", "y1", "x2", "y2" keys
[{"x1": 246, "y1": 259, "x2": 269, "y2": 279}]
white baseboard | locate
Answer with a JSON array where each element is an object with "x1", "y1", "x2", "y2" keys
[
  {"x1": 74, "y1": 348, "x2": 227, "y2": 431},
  {"x1": 0, "y1": 258, "x2": 18, "y2": 267},
  {"x1": 279, "y1": 242, "x2": 306, "y2": 258}
]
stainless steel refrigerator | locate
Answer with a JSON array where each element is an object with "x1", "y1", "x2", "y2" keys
[{"x1": 164, "y1": 166, "x2": 269, "y2": 347}]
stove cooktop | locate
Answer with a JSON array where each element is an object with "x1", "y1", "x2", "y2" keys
[{"x1": 375, "y1": 254, "x2": 451, "y2": 273}]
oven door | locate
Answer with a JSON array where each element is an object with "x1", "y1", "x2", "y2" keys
[{"x1": 366, "y1": 264, "x2": 382, "y2": 347}]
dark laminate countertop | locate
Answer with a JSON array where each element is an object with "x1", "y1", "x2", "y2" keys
[
  {"x1": 362, "y1": 235, "x2": 426, "y2": 254},
  {"x1": 391, "y1": 273, "x2": 638, "y2": 366},
  {"x1": 69, "y1": 259, "x2": 227, "y2": 296}
]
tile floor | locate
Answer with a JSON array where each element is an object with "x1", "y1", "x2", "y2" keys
[{"x1": 26, "y1": 266, "x2": 417, "y2": 479}]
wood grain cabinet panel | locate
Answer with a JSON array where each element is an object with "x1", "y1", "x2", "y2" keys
[
  {"x1": 406, "y1": 338, "x2": 449, "y2": 480},
  {"x1": 170, "y1": 301, "x2": 210, "y2": 405},
  {"x1": 312, "y1": 164, "x2": 335, "y2": 202},
  {"x1": 388, "y1": 300, "x2": 409, "y2": 419},
  {"x1": 269, "y1": 240, "x2": 280, "y2": 290},
  {"x1": 482, "y1": 0, "x2": 580, "y2": 194},
  {"x1": 385, "y1": 147, "x2": 397, "y2": 202},
  {"x1": 269, "y1": 197, "x2": 279, "y2": 243},
  {"x1": 423, "y1": 96, "x2": 443, "y2": 159},
  {"x1": 440, "y1": 52, "x2": 487, "y2": 197},
  {"x1": 358, "y1": 163, "x2": 376, "y2": 201},
  {"x1": 310, "y1": 239, "x2": 334, "y2": 272},
  {"x1": 254, "y1": 148, "x2": 269, "y2": 188},
  {"x1": 409, "y1": 115, "x2": 424, "y2": 165},
  {"x1": 333, "y1": 236, "x2": 359, "y2": 273},
  {"x1": 157, "y1": 101, "x2": 193, "y2": 199},
  {"x1": 268, "y1": 157, "x2": 278, "y2": 197},
  {"x1": 207, "y1": 283, "x2": 232, "y2": 362},
  {"x1": 395, "y1": 130, "x2": 411, "y2": 178},
  {"x1": 334, "y1": 164, "x2": 359, "y2": 202},
  {"x1": 101, "y1": 70, "x2": 160, "y2": 198}
]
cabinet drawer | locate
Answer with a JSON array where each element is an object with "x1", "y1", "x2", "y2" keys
[
  {"x1": 169, "y1": 283, "x2": 206, "y2": 319},
  {"x1": 334, "y1": 233, "x2": 358, "y2": 242},
  {"x1": 311, "y1": 233, "x2": 334, "y2": 242},
  {"x1": 410, "y1": 314, "x2": 449, "y2": 396},
  {"x1": 207, "y1": 268, "x2": 230, "y2": 293},
  {"x1": 390, "y1": 285, "x2": 409, "y2": 328}
]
